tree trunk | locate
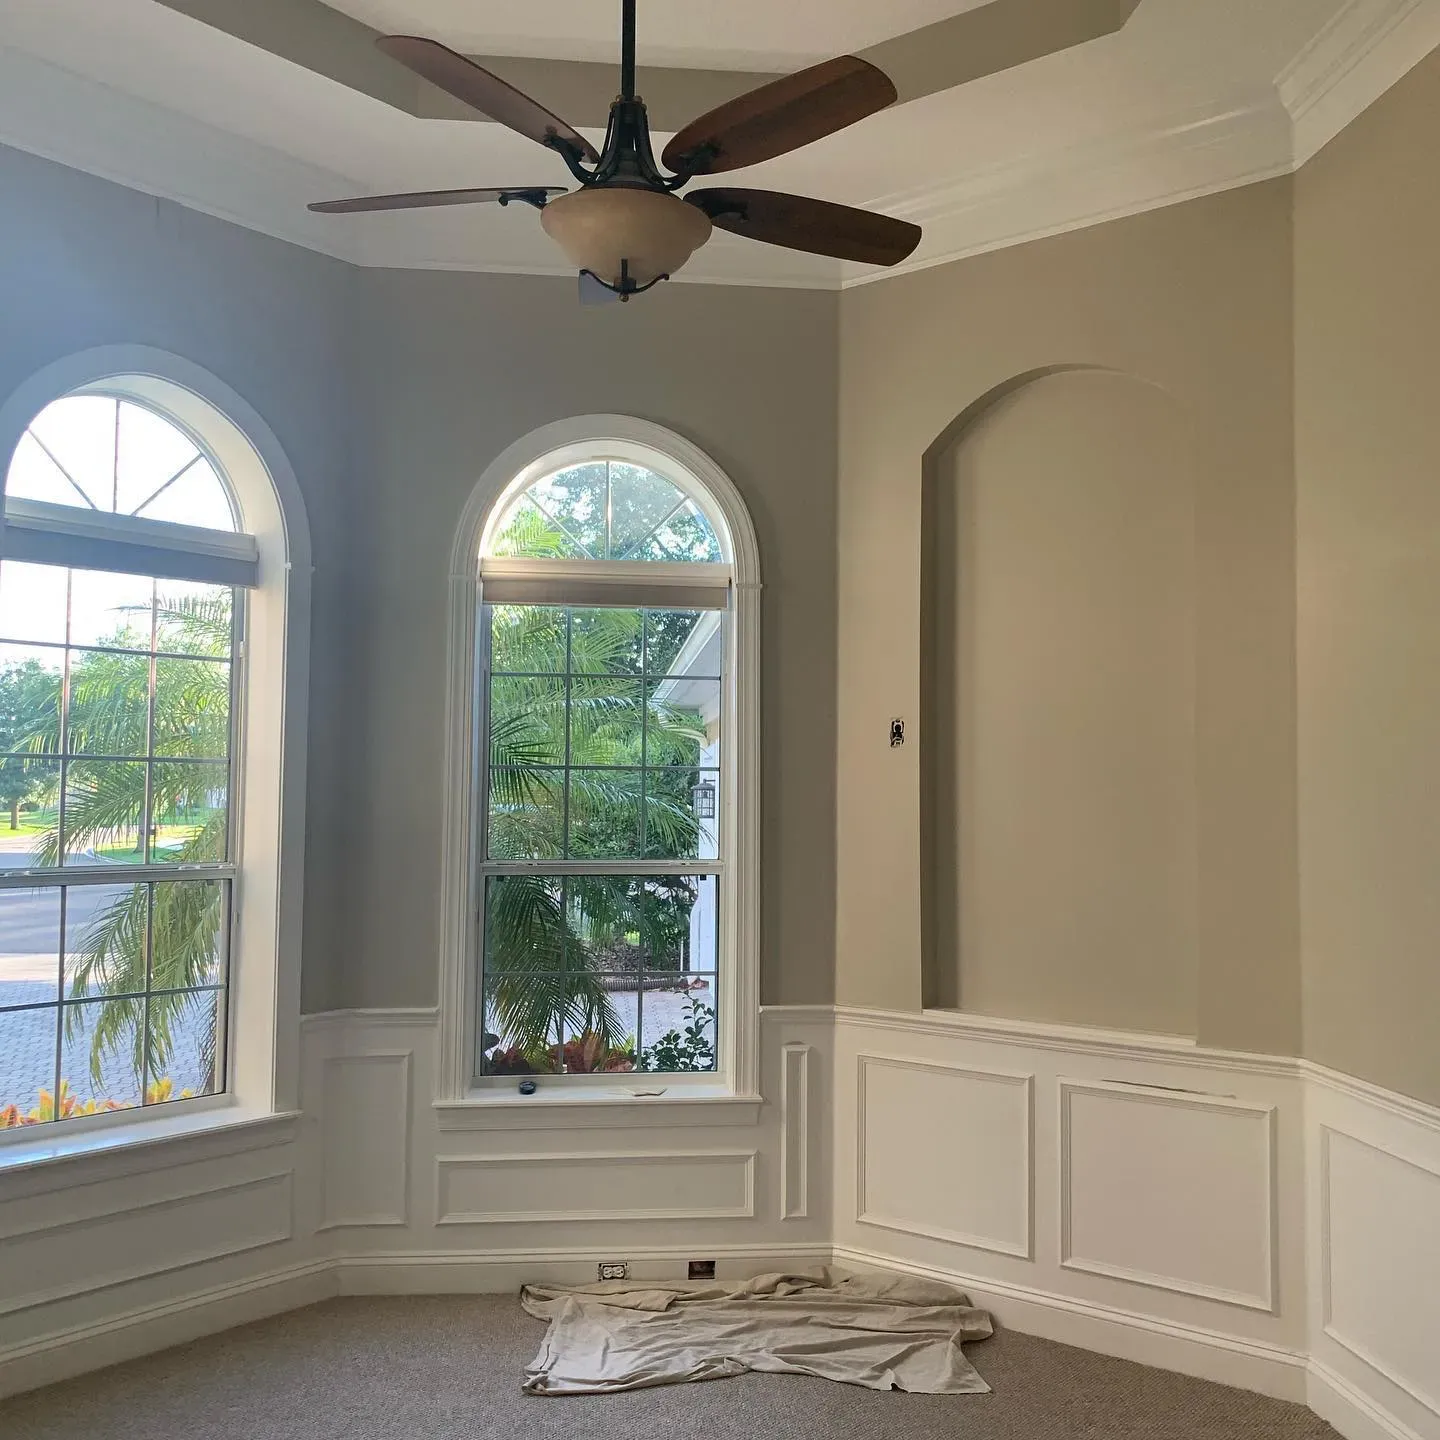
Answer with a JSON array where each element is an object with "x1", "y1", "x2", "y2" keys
[{"x1": 8, "y1": 798, "x2": 17, "y2": 830}]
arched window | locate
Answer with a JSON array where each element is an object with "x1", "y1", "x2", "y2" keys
[
  {"x1": 0, "y1": 355, "x2": 309, "y2": 1140},
  {"x1": 441, "y1": 419, "x2": 759, "y2": 1102}
]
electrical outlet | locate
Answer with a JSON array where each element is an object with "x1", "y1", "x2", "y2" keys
[
  {"x1": 688, "y1": 1259, "x2": 716, "y2": 1280},
  {"x1": 598, "y1": 1261, "x2": 628, "y2": 1282}
]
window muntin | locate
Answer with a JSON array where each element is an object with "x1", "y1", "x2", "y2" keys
[
  {"x1": 0, "y1": 400, "x2": 243, "y2": 1133},
  {"x1": 491, "y1": 460, "x2": 723, "y2": 563},
  {"x1": 479, "y1": 597, "x2": 725, "y2": 1079}
]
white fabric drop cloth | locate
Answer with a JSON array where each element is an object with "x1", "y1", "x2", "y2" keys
[{"x1": 519, "y1": 1267, "x2": 994, "y2": 1395}]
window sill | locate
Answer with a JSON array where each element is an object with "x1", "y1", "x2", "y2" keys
[
  {"x1": 435, "y1": 1084, "x2": 763, "y2": 1132},
  {"x1": 0, "y1": 1103, "x2": 301, "y2": 1197}
]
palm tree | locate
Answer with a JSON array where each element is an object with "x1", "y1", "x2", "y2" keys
[{"x1": 25, "y1": 592, "x2": 232, "y2": 1090}]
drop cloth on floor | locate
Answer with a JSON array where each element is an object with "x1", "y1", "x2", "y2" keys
[{"x1": 519, "y1": 1268, "x2": 993, "y2": 1395}]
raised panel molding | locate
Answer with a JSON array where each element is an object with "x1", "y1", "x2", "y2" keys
[
  {"x1": 318, "y1": 1052, "x2": 412, "y2": 1230},
  {"x1": 856, "y1": 1054, "x2": 1033, "y2": 1259},
  {"x1": 781, "y1": 1043, "x2": 811, "y2": 1221},
  {"x1": 1320, "y1": 1127, "x2": 1440, "y2": 1419},
  {"x1": 1059, "y1": 1080, "x2": 1277, "y2": 1312},
  {"x1": 434, "y1": 1150, "x2": 757, "y2": 1225},
  {"x1": 0, "y1": 1171, "x2": 293, "y2": 1316}
]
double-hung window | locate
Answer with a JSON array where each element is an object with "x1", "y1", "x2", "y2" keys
[
  {"x1": 0, "y1": 391, "x2": 258, "y2": 1131},
  {"x1": 473, "y1": 451, "x2": 753, "y2": 1088}
]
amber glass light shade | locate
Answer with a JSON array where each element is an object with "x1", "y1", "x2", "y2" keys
[{"x1": 541, "y1": 187, "x2": 712, "y2": 286}]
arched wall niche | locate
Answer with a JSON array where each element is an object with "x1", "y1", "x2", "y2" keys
[{"x1": 919, "y1": 365, "x2": 1200, "y2": 1037}]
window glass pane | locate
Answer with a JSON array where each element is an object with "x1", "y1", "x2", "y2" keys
[
  {"x1": 639, "y1": 985, "x2": 717, "y2": 1073},
  {"x1": 136, "y1": 458, "x2": 234, "y2": 530},
  {"x1": 151, "y1": 761, "x2": 229, "y2": 863},
  {"x1": 642, "y1": 875, "x2": 718, "y2": 976},
  {"x1": 5, "y1": 432, "x2": 85, "y2": 509},
  {"x1": 569, "y1": 676, "x2": 643, "y2": 764},
  {"x1": 487, "y1": 768, "x2": 563, "y2": 860},
  {"x1": 569, "y1": 607, "x2": 642, "y2": 674},
  {"x1": 645, "y1": 609, "x2": 720, "y2": 678},
  {"x1": 489, "y1": 605, "x2": 566, "y2": 674},
  {"x1": 28, "y1": 396, "x2": 117, "y2": 510},
  {"x1": 0, "y1": 1005, "x2": 57, "y2": 1127},
  {"x1": 0, "y1": 561, "x2": 68, "y2": 644},
  {"x1": 152, "y1": 657, "x2": 230, "y2": 759},
  {"x1": 155, "y1": 582, "x2": 233, "y2": 658},
  {"x1": 152, "y1": 880, "x2": 227, "y2": 989},
  {"x1": 145, "y1": 986, "x2": 224, "y2": 1104},
  {"x1": 64, "y1": 883, "x2": 149, "y2": 1000},
  {"x1": 525, "y1": 463, "x2": 607, "y2": 557},
  {"x1": 66, "y1": 648, "x2": 150, "y2": 757},
  {"x1": 647, "y1": 677, "x2": 720, "y2": 762},
  {"x1": 116, "y1": 400, "x2": 199, "y2": 515},
  {"x1": 0, "y1": 757, "x2": 59, "y2": 868},
  {"x1": 6, "y1": 396, "x2": 239, "y2": 532},
  {"x1": 608, "y1": 463, "x2": 689, "y2": 559},
  {"x1": 0, "y1": 642, "x2": 64, "y2": 758},
  {"x1": 567, "y1": 767, "x2": 641, "y2": 858},
  {"x1": 489, "y1": 676, "x2": 565, "y2": 768},
  {"x1": 69, "y1": 570, "x2": 153, "y2": 650},
  {"x1": 62, "y1": 759, "x2": 147, "y2": 866},
  {"x1": 59, "y1": 997, "x2": 144, "y2": 1111},
  {"x1": 635, "y1": 500, "x2": 724, "y2": 563},
  {"x1": 0, "y1": 887, "x2": 60, "y2": 1006},
  {"x1": 484, "y1": 874, "x2": 565, "y2": 975}
]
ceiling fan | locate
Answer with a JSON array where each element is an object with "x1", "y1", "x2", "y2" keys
[{"x1": 309, "y1": 0, "x2": 921, "y2": 301}]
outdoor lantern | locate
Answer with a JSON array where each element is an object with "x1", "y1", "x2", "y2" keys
[{"x1": 691, "y1": 779, "x2": 717, "y2": 820}]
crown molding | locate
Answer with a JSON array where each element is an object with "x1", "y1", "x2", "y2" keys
[
  {"x1": 840, "y1": 97, "x2": 1294, "y2": 287},
  {"x1": 2, "y1": 6, "x2": 1436, "y2": 296},
  {"x1": 1277, "y1": 0, "x2": 1440, "y2": 165}
]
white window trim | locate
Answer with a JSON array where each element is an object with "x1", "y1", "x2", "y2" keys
[
  {"x1": 0, "y1": 346, "x2": 311, "y2": 1155},
  {"x1": 437, "y1": 416, "x2": 761, "y2": 1109}
]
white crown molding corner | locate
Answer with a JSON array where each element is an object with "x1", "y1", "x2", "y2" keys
[
  {"x1": 1278, "y1": 0, "x2": 1440, "y2": 166},
  {"x1": 842, "y1": 97, "x2": 1295, "y2": 288}
]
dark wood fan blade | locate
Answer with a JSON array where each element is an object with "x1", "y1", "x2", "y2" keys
[
  {"x1": 310, "y1": 186, "x2": 565, "y2": 214},
  {"x1": 686, "y1": 188, "x2": 920, "y2": 266},
  {"x1": 662, "y1": 56, "x2": 895, "y2": 176},
  {"x1": 377, "y1": 36, "x2": 599, "y2": 163}
]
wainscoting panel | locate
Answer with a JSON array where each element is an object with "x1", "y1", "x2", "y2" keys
[
  {"x1": 1060, "y1": 1080, "x2": 1276, "y2": 1311},
  {"x1": 318, "y1": 1052, "x2": 412, "y2": 1230},
  {"x1": 781, "y1": 1042, "x2": 811, "y2": 1221},
  {"x1": 0, "y1": 1169, "x2": 293, "y2": 1316},
  {"x1": 1307, "y1": 1070, "x2": 1440, "y2": 1440},
  {"x1": 435, "y1": 1149, "x2": 756, "y2": 1225},
  {"x1": 857, "y1": 1053, "x2": 1032, "y2": 1257}
]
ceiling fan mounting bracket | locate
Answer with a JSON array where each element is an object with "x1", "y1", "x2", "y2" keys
[{"x1": 497, "y1": 189, "x2": 555, "y2": 211}]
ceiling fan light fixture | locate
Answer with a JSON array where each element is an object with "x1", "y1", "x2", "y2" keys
[{"x1": 541, "y1": 186, "x2": 712, "y2": 290}]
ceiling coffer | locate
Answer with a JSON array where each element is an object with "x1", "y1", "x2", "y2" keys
[{"x1": 310, "y1": 0, "x2": 921, "y2": 302}]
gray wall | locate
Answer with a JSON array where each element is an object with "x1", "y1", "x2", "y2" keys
[
  {"x1": 346, "y1": 269, "x2": 839, "y2": 1010},
  {"x1": 0, "y1": 144, "x2": 840, "y2": 1013}
]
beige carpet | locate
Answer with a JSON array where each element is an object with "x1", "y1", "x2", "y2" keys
[{"x1": 0, "y1": 1295, "x2": 1340, "y2": 1439}]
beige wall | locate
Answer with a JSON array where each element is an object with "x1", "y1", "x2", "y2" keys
[
  {"x1": 1295, "y1": 46, "x2": 1440, "y2": 1107},
  {"x1": 839, "y1": 184, "x2": 1300, "y2": 1053},
  {"x1": 930, "y1": 370, "x2": 1198, "y2": 1033}
]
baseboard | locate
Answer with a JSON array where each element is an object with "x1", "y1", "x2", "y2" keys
[
  {"x1": 0, "y1": 1259, "x2": 338, "y2": 1401},
  {"x1": 337, "y1": 1242, "x2": 836, "y2": 1296},
  {"x1": 833, "y1": 1245, "x2": 1309, "y2": 1403},
  {"x1": 1308, "y1": 1360, "x2": 1428, "y2": 1440}
]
